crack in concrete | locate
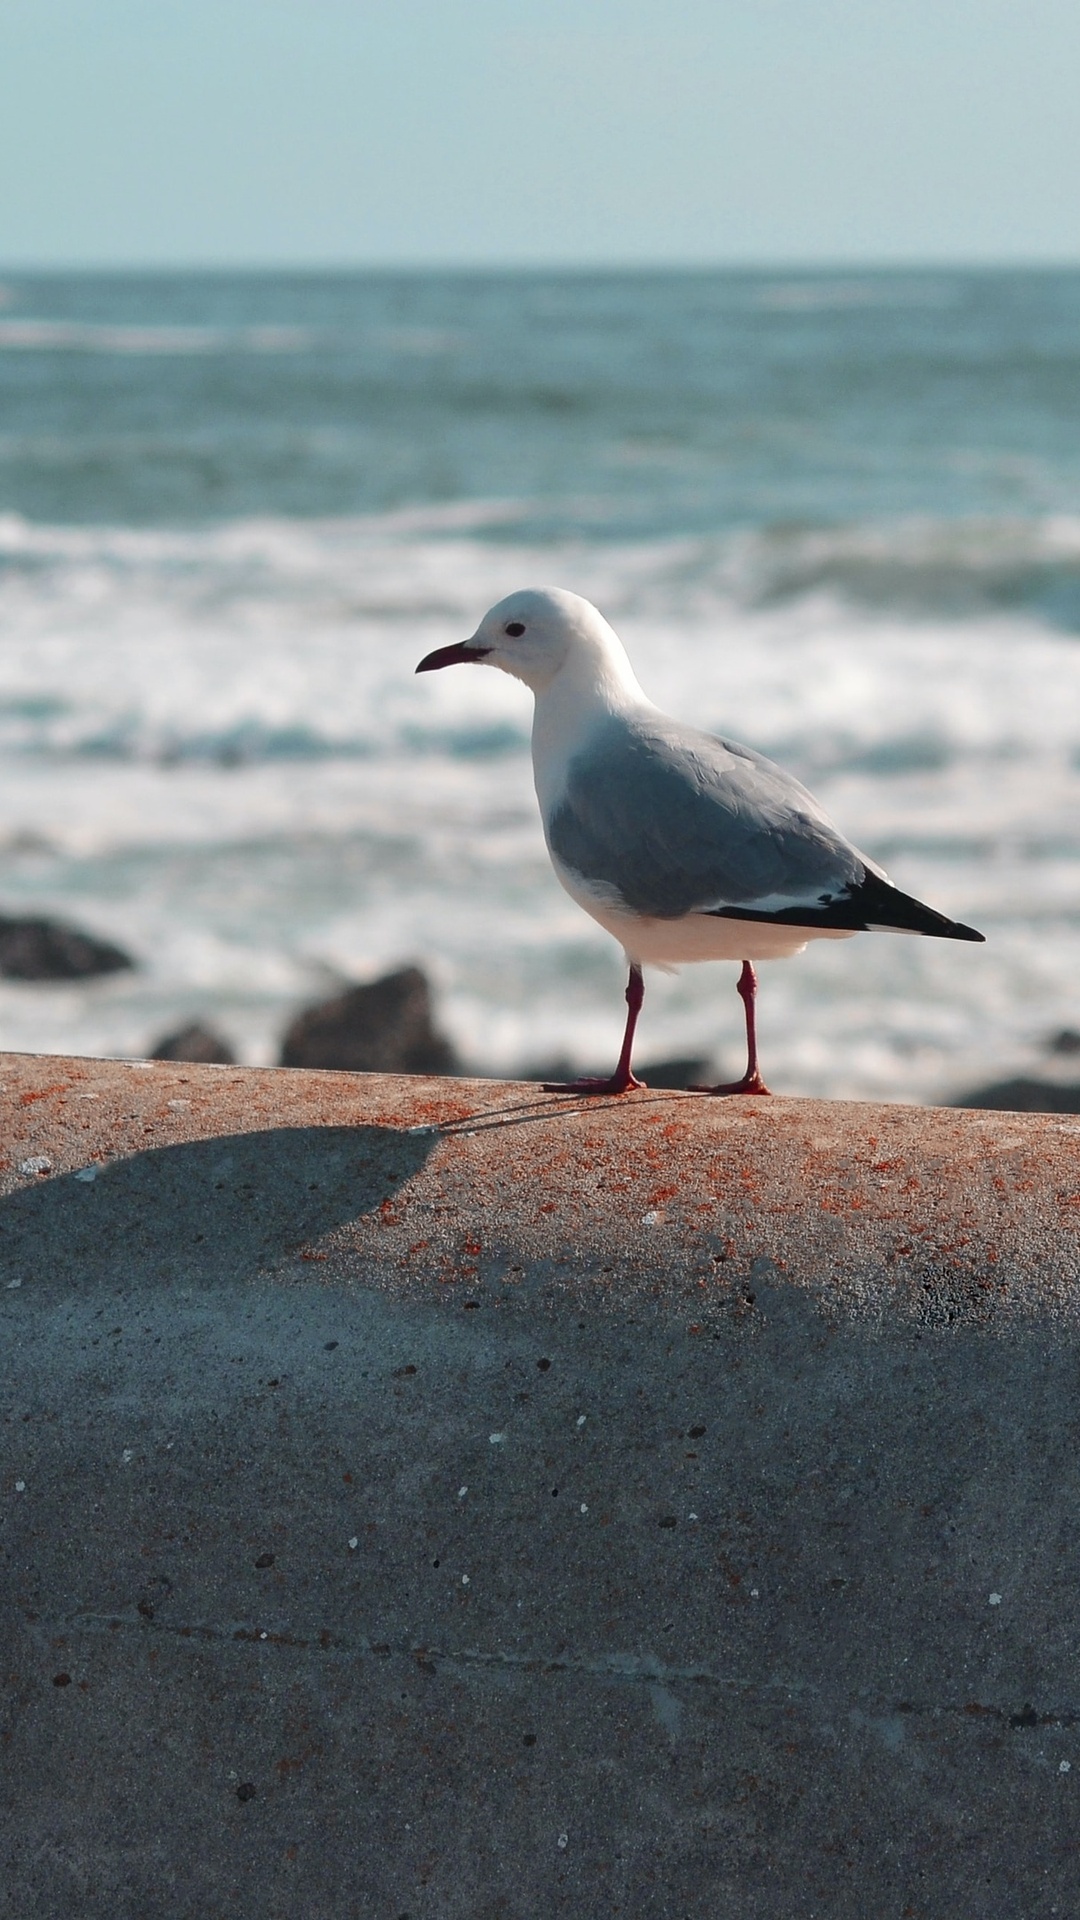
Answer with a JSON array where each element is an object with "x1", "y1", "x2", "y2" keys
[
  {"x1": 46, "y1": 1609, "x2": 811, "y2": 1694},
  {"x1": 35, "y1": 1613, "x2": 1080, "y2": 1727}
]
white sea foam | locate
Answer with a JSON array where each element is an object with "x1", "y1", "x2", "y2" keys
[
  {"x1": 0, "y1": 321, "x2": 316, "y2": 354},
  {"x1": 1, "y1": 506, "x2": 1079, "y2": 1099}
]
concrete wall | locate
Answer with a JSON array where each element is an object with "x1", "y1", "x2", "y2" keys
[{"x1": 3, "y1": 1052, "x2": 1080, "y2": 1918}]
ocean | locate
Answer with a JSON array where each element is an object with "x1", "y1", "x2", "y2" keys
[{"x1": 2, "y1": 267, "x2": 1080, "y2": 1101}]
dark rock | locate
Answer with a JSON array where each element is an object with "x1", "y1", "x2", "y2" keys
[
  {"x1": 521, "y1": 1055, "x2": 716, "y2": 1090},
  {"x1": 637, "y1": 1056, "x2": 718, "y2": 1090},
  {"x1": 953, "y1": 1076, "x2": 1080, "y2": 1114},
  {"x1": 1048, "y1": 1029, "x2": 1080, "y2": 1056},
  {"x1": 150, "y1": 1023, "x2": 236, "y2": 1066},
  {"x1": 280, "y1": 966, "x2": 458, "y2": 1076},
  {"x1": 0, "y1": 914, "x2": 134, "y2": 981}
]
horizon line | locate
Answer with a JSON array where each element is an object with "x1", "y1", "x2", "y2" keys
[{"x1": 3, "y1": 255, "x2": 1080, "y2": 277}]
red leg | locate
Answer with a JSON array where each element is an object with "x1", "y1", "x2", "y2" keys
[
  {"x1": 691, "y1": 960, "x2": 772, "y2": 1097},
  {"x1": 544, "y1": 963, "x2": 646, "y2": 1095}
]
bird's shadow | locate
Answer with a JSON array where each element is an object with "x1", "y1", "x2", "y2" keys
[
  {"x1": 437, "y1": 1083, "x2": 747, "y2": 1139},
  {"x1": 0, "y1": 1124, "x2": 436, "y2": 1292}
]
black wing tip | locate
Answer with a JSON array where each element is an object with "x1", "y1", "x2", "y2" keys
[
  {"x1": 707, "y1": 873, "x2": 986, "y2": 942},
  {"x1": 858, "y1": 874, "x2": 985, "y2": 942},
  {"x1": 890, "y1": 916, "x2": 985, "y2": 943}
]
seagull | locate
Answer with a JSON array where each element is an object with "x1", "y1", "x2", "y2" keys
[{"x1": 416, "y1": 588, "x2": 984, "y2": 1097}]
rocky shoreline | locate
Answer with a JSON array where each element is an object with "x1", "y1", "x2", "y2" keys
[{"x1": 2, "y1": 906, "x2": 1077, "y2": 1108}]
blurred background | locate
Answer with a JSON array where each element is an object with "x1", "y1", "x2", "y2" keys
[{"x1": 2, "y1": 1, "x2": 1080, "y2": 1102}]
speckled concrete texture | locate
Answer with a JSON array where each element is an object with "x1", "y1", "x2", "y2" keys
[{"x1": 3, "y1": 1054, "x2": 1080, "y2": 1918}]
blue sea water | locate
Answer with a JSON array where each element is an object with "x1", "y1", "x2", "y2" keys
[{"x1": 2, "y1": 267, "x2": 1080, "y2": 1098}]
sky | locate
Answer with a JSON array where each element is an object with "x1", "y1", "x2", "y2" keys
[{"x1": 1, "y1": 0, "x2": 1078, "y2": 267}]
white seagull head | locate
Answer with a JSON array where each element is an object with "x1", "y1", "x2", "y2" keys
[{"x1": 416, "y1": 586, "x2": 635, "y2": 696}]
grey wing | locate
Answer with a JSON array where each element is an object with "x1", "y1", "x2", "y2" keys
[{"x1": 547, "y1": 714, "x2": 868, "y2": 921}]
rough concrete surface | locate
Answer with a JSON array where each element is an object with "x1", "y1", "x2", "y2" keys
[{"x1": 3, "y1": 1053, "x2": 1080, "y2": 1918}]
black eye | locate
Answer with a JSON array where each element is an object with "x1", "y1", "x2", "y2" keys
[{"x1": 505, "y1": 621, "x2": 525, "y2": 637}]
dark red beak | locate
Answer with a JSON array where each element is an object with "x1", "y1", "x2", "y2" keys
[{"x1": 415, "y1": 641, "x2": 492, "y2": 673}]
